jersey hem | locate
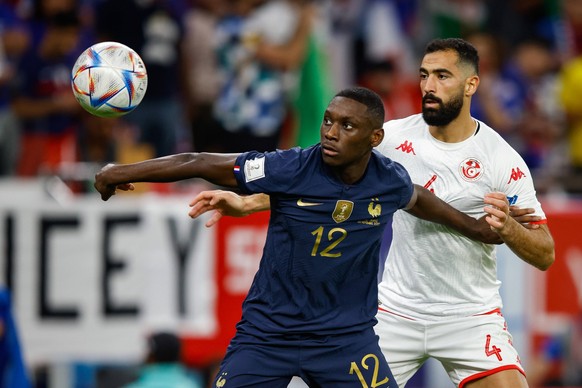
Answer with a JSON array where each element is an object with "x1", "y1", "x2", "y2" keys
[{"x1": 377, "y1": 306, "x2": 416, "y2": 321}]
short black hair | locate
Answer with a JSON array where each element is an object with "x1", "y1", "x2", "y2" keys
[
  {"x1": 148, "y1": 332, "x2": 181, "y2": 363},
  {"x1": 425, "y1": 38, "x2": 479, "y2": 75},
  {"x1": 334, "y1": 86, "x2": 385, "y2": 128}
]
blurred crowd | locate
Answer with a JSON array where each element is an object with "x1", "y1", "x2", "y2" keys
[{"x1": 1, "y1": 0, "x2": 582, "y2": 197}]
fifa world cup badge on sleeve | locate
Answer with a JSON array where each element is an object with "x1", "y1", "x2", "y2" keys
[{"x1": 244, "y1": 157, "x2": 265, "y2": 182}]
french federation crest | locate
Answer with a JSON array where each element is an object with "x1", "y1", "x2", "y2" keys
[
  {"x1": 368, "y1": 198, "x2": 381, "y2": 218},
  {"x1": 332, "y1": 200, "x2": 354, "y2": 223}
]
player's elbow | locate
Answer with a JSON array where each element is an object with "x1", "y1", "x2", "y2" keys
[
  {"x1": 531, "y1": 227, "x2": 556, "y2": 271},
  {"x1": 536, "y1": 251, "x2": 555, "y2": 271},
  {"x1": 533, "y1": 242, "x2": 555, "y2": 271}
]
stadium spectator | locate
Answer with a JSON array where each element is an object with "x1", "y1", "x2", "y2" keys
[
  {"x1": 468, "y1": 33, "x2": 566, "y2": 194},
  {"x1": 22, "y1": 0, "x2": 95, "y2": 69},
  {"x1": 123, "y1": 331, "x2": 203, "y2": 388},
  {"x1": 287, "y1": 0, "x2": 335, "y2": 149},
  {"x1": 94, "y1": 86, "x2": 502, "y2": 387},
  {"x1": 483, "y1": 0, "x2": 558, "y2": 51},
  {"x1": 95, "y1": 0, "x2": 189, "y2": 158},
  {"x1": 182, "y1": 0, "x2": 227, "y2": 153},
  {"x1": 211, "y1": 0, "x2": 313, "y2": 152},
  {"x1": 498, "y1": 38, "x2": 565, "y2": 194},
  {"x1": 358, "y1": 59, "x2": 421, "y2": 121},
  {"x1": 10, "y1": 10, "x2": 84, "y2": 176},
  {"x1": 0, "y1": 5, "x2": 29, "y2": 176}
]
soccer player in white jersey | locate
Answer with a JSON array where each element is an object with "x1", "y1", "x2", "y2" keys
[
  {"x1": 187, "y1": 38, "x2": 555, "y2": 388},
  {"x1": 372, "y1": 38, "x2": 554, "y2": 388}
]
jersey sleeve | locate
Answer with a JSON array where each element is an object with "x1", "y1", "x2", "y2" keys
[
  {"x1": 234, "y1": 148, "x2": 301, "y2": 194},
  {"x1": 376, "y1": 120, "x2": 397, "y2": 156},
  {"x1": 493, "y1": 147, "x2": 547, "y2": 221},
  {"x1": 394, "y1": 160, "x2": 415, "y2": 210}
]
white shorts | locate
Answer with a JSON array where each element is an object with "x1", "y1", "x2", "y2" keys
[{"x1": 375, "y1": 307, "x2": 525, "y2": 387}]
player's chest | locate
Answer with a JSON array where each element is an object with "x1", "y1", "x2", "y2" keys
[
  {"x1": 389, "y1": 138, "x2": 494, "y2": 209},
  {"x1": 277, "y1": 192, "x2": 394, "y2": 229}
]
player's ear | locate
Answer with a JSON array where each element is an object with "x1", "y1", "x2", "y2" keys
[
  {"x1": 371, "y1": 127, "x2": 384, "y2": 148},
  {"x1": 465, "y1": 75, "x2": 479, "y2": 96}
]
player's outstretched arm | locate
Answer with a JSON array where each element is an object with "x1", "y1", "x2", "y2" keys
[
  {"x1": 94, "y1": 153, "x2": 240, "y2": 201},
  {"x1": 188, "y1": 191, "x2": 270, "y2": 227},
  {"x1": 405, "y1": 184, "x2": 502, "y2": 244},
  {"x1": 484, "y1": 192, "x2": 555, "y2": 271}
]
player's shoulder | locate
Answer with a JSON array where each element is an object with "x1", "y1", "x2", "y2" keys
[
  {"x1": 254, "y1": 145, "x2": 317, "y2": 160},
  {"x1": 382, "y1": 113, "x2": 425, "y2": 133},
  {"x1": 379, "y1": 114, "x2": 424, "y2": 154},
  {"x1": 475, "y1": 120, "x2": 523, "y2": 159},
  {"x1": 239, "y1": 145, "x2": 318, "y2": 173},
  {"x1": 371, "y1": 149, "x2": 410, "y2": 176}
]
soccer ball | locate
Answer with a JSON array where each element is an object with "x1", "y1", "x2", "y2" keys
[{"x1": 71, "y1": 42, "x2": 148, "y2": 118}]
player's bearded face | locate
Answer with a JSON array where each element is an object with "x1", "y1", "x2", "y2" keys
[{"x1": 422, "y1": 88, "x2": 463, "y2": 126}]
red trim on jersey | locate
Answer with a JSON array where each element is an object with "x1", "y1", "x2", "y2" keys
[
  {"x1": 459, "y1": 365, "x2": 525, "y2": 388},
  {"x1": 473, "y1": 308, "x2": 502, "y2": 316},
  {"x1": 529, "y1": 219, "x2": 548, "y2": 225},
  {"x1": 377, "y1": 306, "x2": 416, "y2": 321}
]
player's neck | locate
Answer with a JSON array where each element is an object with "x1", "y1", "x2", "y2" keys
[{"x1": 428, "y1": 115, "x2": 477, "y2": 143}]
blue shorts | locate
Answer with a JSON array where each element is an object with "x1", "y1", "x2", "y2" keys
[{"x1": 213, "y1": 327, "x2": 398, "y2": 387}]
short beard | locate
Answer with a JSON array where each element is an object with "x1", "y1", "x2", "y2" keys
[{"x1": 422, "y1": 93, "x2": 463, "y2": 126}]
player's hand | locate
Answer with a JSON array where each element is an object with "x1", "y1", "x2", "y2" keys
[
  {"x1": 94, "y1": 164, "x2": 135, "y2": 201},
  {"x1": 474, "y1": 215, "x2": 503, "y2": 244},
  {"x1": 188, "y1": 190, "x2": 247, "y2": 227},
  {"x1": 509, "y1": 206, "x2": 541, "y2": 229},
  {"x1": 484, "y1": 192, "x2": 510, "y2": 233}
]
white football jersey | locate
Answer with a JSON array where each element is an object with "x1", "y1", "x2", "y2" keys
[{"x1": 376, "y1": 113, "x2": 546, "y2": 320}]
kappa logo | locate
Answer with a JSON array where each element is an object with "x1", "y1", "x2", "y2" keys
[
  {"x1": 395, "y1": 140, "x2": 416, "y2": 155},
  {"x1": 507, "y1": 167, "x2": 526, "y2": 183},
  {"x1": 297, "y1": 199, "x2": 323, "y2": 207},
  {"x1": 459, "y1": 158, "x2": 484, "y2": 181}
]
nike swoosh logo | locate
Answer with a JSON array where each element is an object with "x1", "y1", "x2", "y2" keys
[{"x1": 297, "y1": 199, "x2": 323, "y2": 207}]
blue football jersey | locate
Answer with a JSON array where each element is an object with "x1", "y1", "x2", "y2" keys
[{"x1": 234, "y1": 144, "x2": 413, "y2": 336}]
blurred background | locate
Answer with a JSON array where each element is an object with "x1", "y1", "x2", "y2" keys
[{"x1": 0, "y1": 0, "x2": 581, "y2": 387}]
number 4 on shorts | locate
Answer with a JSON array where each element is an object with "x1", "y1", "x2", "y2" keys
[{"x1": 485, "y1": 334, "x2": 503, "y2": 361}]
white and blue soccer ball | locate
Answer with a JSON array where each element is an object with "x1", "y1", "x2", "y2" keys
[{"x1": 71, "y1": 41, "x2": 148, "y2": 118}]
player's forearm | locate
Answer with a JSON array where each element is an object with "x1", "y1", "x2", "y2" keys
[
  {"x1": 496, "y1": 219, "x2": 555, "y2": 271},
  {"x1": 242, "y1": 193, "x2": 271, "y2": 215},
  {"x1": 407, "y1": 185, "x2": 500, "y2": 244},
  {"x1": 96, "y1": 153, "x2": 239, "y2": 187}
]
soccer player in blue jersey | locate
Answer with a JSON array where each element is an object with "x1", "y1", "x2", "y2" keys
[{"x1": 94, "y1": 87, "x2": 498, "y2": 387}]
